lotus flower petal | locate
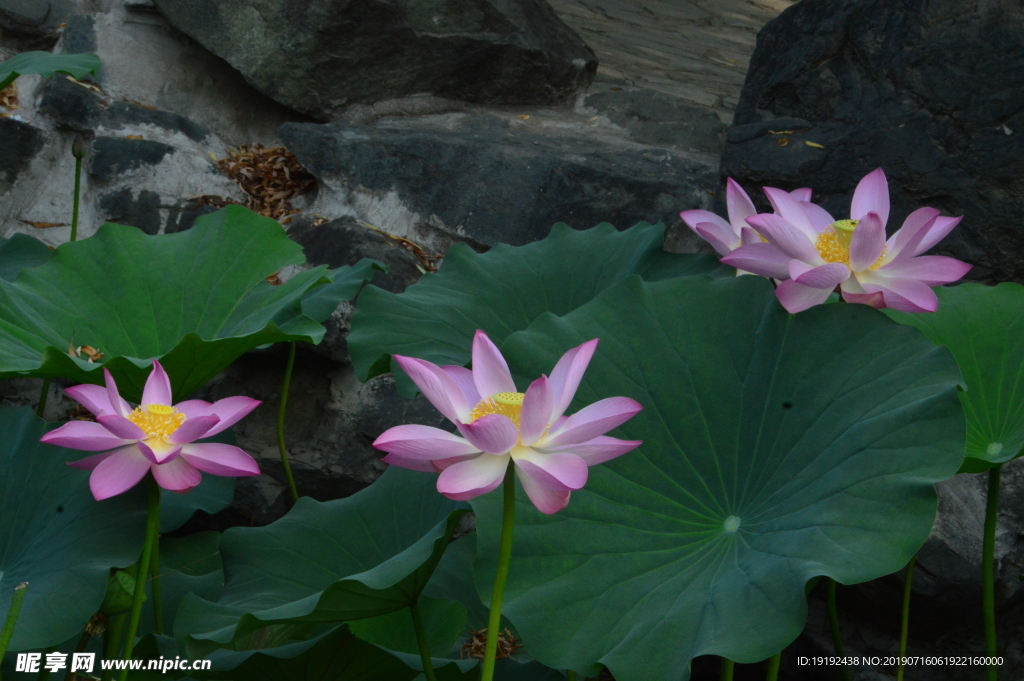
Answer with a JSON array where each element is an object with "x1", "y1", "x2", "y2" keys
[
  {"x1": 150, "y1": 455, "x2": 202, "y2": 492},
  {"x1": 437, "y1": 453, "x2": 509, "y2": 501},
  {"x1": 520, "y1": 375, "x2": 554, "y2": 447},
  {"x1": 512, "y1": 449, "x2": 589, "y2": 490},
  {"x1": 726, "y1": 178, "x2": 757, "y2": 233},
  {"x1": 89, "y1": 445, "x2": 151, "y2": 501},
  {"x1": 196, "y1": 396, "x2": 261, "y2": 437},
  {"x1": 775, "y1": 279, "x2": 836, "y2": 313},
  {"x1": 167, "y1": 414, "x2": 220, "y2": 444},
  {"x1": 457, "y1": 414, "x2": 519, "y2": 455},
  {"x1": 41, "y1": 421, "x2": 135, "y2": 451},
  {"x1": 721, "y1": 243, "x2": 793, "y2": 280},
  {"x1": 545, "y1": 396, "x2": 643, "y2": 448},
  {"x1": 548, "y1": 339, "x2": 598, "y2": 424},
  {"x1": 915, "y1": 215, "x2": 963, "y2": 256},
  {"x1": 541, "y1": 435, "x2": 643, "y2": 466},
  {"x1": 141, "y1": 360, "x2": 173, "y2": 407},
  {"x1": 394, "y1": 354, "x2": 470, "y2": 424},
  {"x1": 179, "y1": 442, "x2": 261, "y2": 477},
  {"x1": 471, "y1": 330, "x2": 517, "y2": 397},
  {"x1": 374, "y1": 424, "x2": 480, "y2": 469},
  {"x1": 64, "y1": 384, "x2": 130, "y2": 418},
  {"x1": 851, "y1": 167, "x2": 890, "y2": 226},
  {"x1": 848, "y1": 212, "x2": 886, "y2": 272},
  {"x1": 514, "y1": 463, "x2": 571, "y2": 514},
  {"x1": 746, "y1": 214, "x2": 821, "y2": 263},
  {"x1": 96, "y1": 415, "x2": 146, "y2": 441}
]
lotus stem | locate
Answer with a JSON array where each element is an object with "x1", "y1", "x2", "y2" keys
[
  {"x1": 150, "y1": 539, "x2": 163, "y2": 636},
  {"x1": 36, "y1": 378, "x2": 51, "y2": 419},
  {"x1": 116, "y1": 475, "x2": 160, "y2": 681},
  {"x1": 100, "y1": 614, "x2": 125, "y2": 681},
  {"x1": 720, "y1": 657, "x2": 734, "y2": 681},
  {"x1": 480, "y1": 463, "x2": 516, "y2": 681},
  {"x1": 983, "y1": 466, "x2": 1001, "y2": 681},
  {"x1": 566, "y1": 672, "x2": 577, "y2": 681},
  {"x1": 276, "y1": 341, "x2": 300, "y2": 503},
  {"x1": 0, "y1": 581, "x2": 29, "y2": 679},
  {"x1": 70, "y1": 155, "x2": 82, "y2": 242},
  {"x1": 64, "y1": 627, "x2": 93, "y2": 681},
  {"x1": 37, "y1": 647, "x2": 56, "y2": 680},
  {"x1": 826, "y1": 578, "x2": 850, "y2": 681},
  {"x1": 408, "y1": 600, "x2": 437, "y2": 681},
  {"x1": 765, "y1": 652, "x2": 781, "y2": 681},
  {"x1": 896, "y1": 555, "x2": 916, "y2": 681}
]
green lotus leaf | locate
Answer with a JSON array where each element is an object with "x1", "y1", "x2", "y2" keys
[
  {"x1": 0, "y1": 234, "x2": 51, "y2": 282},
  {"x1": 140, "y1": 532, "x2": 225, "y2": 638},
  {"x1": 0, "y1": 206, "x2": 378, "y2": 402},
  {"x1": 348, "y1": 221, "x2": 731, "y2": 394},
  {"x1": 886, "y1": 283, "x2": 1024, "y2": 472},
  {"x1": 176, "y1": 466, "x2": 468, "y2": 656},
  {"x1": 0, "y1": 52, "x2": 102, "y2": 90},
  {"x1": 0, "y1": 407, "x2": 147, "y2": 650},
  {"x1": 348, "y1": 596, "x2": 466, "y2": 657},
  {"x1": 472, "y1": 275, "x2": 965, "y2": 681}
]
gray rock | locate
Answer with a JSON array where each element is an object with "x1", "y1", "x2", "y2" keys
[
  {"x1": 89, "y1": 137, "x2": 176, "y2": 182},
  {"x1": 151, "y1": 0, "x2": 598, "y2": 120},
  {"x1": 0, "y1": 118, "x2": 45, "y2": 186},
  {"x1": 720, "y1": 0, "x2": 1024, "y2": 282},
  {"x1": 289, "y1": 215, "x2": 423, "y2": 294},
  {"x1": 584, "y1": 84, "x2": 725, "y2": 156},
  {"x1": 280, "y1": 112, "x2": 718, "y2": 250}
]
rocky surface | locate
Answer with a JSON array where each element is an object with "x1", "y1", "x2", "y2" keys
[
  {"x1": 152, "y1": 0, "x2": 598, "y2": 120},
  {"x1": 720, "y1": 0, "x2": 1024, "y2": 283},
  {"x1": 281, "y1": 108, "x2": 719, "y2": 252}
]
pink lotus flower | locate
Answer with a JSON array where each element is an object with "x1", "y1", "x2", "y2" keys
[
  {"x1": 680, "y1": 178, "x2": 812, "y2": 257},
  {"x1": 41, "y1": 361, "x2": 261, "y2": 500},
  {"x1": 721, "y1": 168, "x2": 971, "y2": 313},
  {"x1": 373, "y1": 331, "x2": 642, "y2": 514}
]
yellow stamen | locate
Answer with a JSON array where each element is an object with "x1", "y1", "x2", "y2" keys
[
  {"x1": 469, "y1": 392, "x2": 525, "y2": 428},
  {"x1": 814, "y1": 220, "x2": 887, "y2": 270},
  {"x1": 127, "y1": 404, "x2": 185, "y2": 440}
]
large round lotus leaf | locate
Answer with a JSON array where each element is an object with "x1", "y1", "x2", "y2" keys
[
  {"x1": 0, "y1": 407, "x2": 148, "y2": 650},
  {"x1": 472, "y1": 275, "x2": 965, "y2": 681},
  {"x1": 177, "y1": 466, "x2": 467, "y2": 656},
  {"x1": 0, "y1": 206, "x2": 379, "y2": 402},
  {"x1": 0, "y1": 234, "x2": 51, "y2": 282},
  {"x1": 348, "y1": 221, "x2": 730, "y2": 393},
  {"x1": 139, "y1": 532, "x2": 224, "y2": 638},
  {"x1": 886, "y1": 283, "x2": 1024, "y2": 472},
  {"x1": 0, "y1": 52, "x2": 101, "y2": 90}
]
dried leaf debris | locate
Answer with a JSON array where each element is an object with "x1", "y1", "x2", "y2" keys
[
  {"x1": 460, "y1": 628, "x2": 523, "y2": 660},
  {"x1": 214, "y1": 145, "x2": 316, "y2": 219}
]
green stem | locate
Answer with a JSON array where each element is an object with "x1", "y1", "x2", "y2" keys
[
  {"x1": 480, "y1": 463, "x2": 516, "y2": 681},
  {"x1": 101, "y1": 614, "x2": 125, "y2": 681},
  {"x1": 0, "y1": 582, "x2": 28, "y2": 680},
  {"x1": 37, "y1": 647, "x2": 56, "y2": 681},
  {"x1": 983, "y1": 466, "x2": 1001, "y2": 681},
  {"x1": 826, "y1": 578, "x2": 850, "y2": 681},
  {"x1": 276, "y1": 342, "x2": 299, "y2": 503},
  {"x1": 408, "y1": 600, "x2": 437, "y2": 681},
  {"x1": 565, "y1": 673, "x2": 577, "y2": 681},
  {"x1": 765, "y1": 652, "x2": 781, "y2": 681},
  {"x1": 70, "y1": 155, "x2": 82, "y2": 242},
  {"x1": 150, "y1": 539, "x2": 163, "y2": 636},
  {"x1": 720, "y1": 657, "x2": 734, "y2": 681},
  {"x1": 36, "y1": 378, "x2": 51, "y2": 419},
  {"x1": 116, "y1": 476, "x2": 160, "y2": 681},
  {"x1": 896, "y1": 555, "x2": 916, "y2": 681},
  {"x1": 64, "y1": 629, "x2": 92, "y2": 681}
]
